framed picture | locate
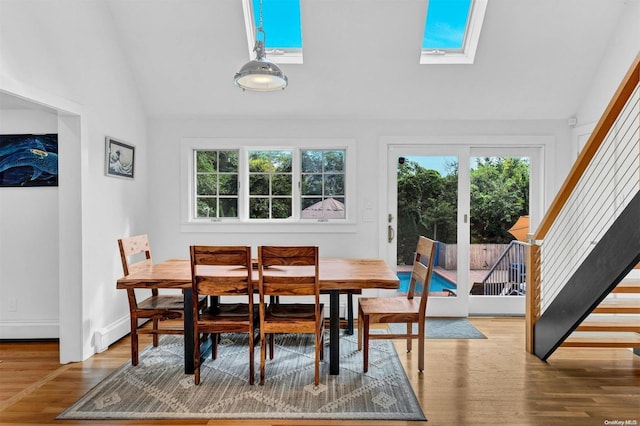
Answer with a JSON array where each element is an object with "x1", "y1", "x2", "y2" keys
[
  {"x1": 105, "y1": 136, "x2": 135, "y2": 179},
  {"x1": 0, "y1": 134, "x2": 58, "y2": 187}
]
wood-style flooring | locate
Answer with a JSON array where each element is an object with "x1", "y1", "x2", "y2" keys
[{"x1": 0, "y1": 317, "x2": 638, "y2": 425}]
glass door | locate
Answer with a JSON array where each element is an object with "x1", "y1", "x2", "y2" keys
[
  {"x1": 387, "y1": 146, "x2": 470, "y2": 317},
  {"x1": 468, "y1": 147, "x2": 541, "y2": 315}
]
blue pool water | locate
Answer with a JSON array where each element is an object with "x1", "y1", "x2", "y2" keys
[{"x1": 397, "y1": 271, "x2": 456, "y2": 293}]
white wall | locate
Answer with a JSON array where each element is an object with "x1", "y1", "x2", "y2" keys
[
  {"x1": 571, "y1": 0, "x2": 640, "y2": 160},
  {"x1": 575, "y1": 1, "x2": 640, "y2": 128},
  {"x1": 0, "y1": 0, "x2": 148, "y2": 360},
  {"x1": 0, "y1": 110, "x2": 59, "y2": 338}
]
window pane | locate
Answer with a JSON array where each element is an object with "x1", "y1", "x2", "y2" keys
[
  {"x1": 301, "y1": 196, "x2": 345, "y2": 219},
  {"x1": 299, "y1": 149, "x2": 346, "y2": 220},
  {"x1": 197, "y1": 174, "x2": 217, "y2": 195},
  {"x1": 272, "y1": 174, "x2": 292, "y2": 195},
  {"x1": 324, "y1": 150, "x2": 344, "y2": 172},
  {"x1": 252, "y1": 0, "x2": 302, "y2": 49},
  {"x1": 423, "y1": 0, "x2": 472, "y2": 50},
  {"x1": 196, "y1": 197, "x2": 217, "y2": 218},
  {"x1": 249, "y1": 151, "x2": 270, "y2": 172},
  {"x1": 272, "y1": 151, "x2": 292, "y2": 172},
  {"x1": 196, "y1": 151, "x2": 217, "y2": 172},
  {"x1": 301, "y1": 174, "x2": 322, "y2": 195},
  {"x1": 218, "y1": 151, "x2": 238, "y2": 172},
  {"x1": 218, "y1": 174, "x2": 238, "y2": 195},
  {"x1": 301, "y1": 197, "x2": 321, "y2": 210},
  {"x1": 250, "y1": 197, "x2": 270, "y2": 219},
  {"x1": 324, "y1": 174, "x2": 344, "y2": 196},
  {"x1": 193, "y1": 149, "x2": 239, "y2": 219},
  {"x1": 272, "y1": 198, "x2": 292, "y2": 219},
  {"x1": 301, "y1": 150, "x2": 322, "y2": 172},
  {"x1": 250, "y1": 174, "x2": 269, "y2": 195},
  {"x1": 219, "y1": 198, "x2": 238, "y2": 218}
]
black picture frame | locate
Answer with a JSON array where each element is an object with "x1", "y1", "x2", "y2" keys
[{"x1": 105, "y1": 136, "x2": 135, "y2": 179}]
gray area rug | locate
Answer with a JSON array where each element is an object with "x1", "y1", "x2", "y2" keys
[
  {"x1": 58, "y1": 332, "x2": 425, "y2": 420},
  {"x1": 388, "y1": 317, "x2": 486, "y2": 338}
]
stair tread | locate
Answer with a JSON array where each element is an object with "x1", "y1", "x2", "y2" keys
[
  {"x1": 594, "y1": 299, "x2": 640, "y2": 313},
  {"x1": 577, "y1": 316, "x2": 640, "y2": 332},
  {"x1": 562, "y1": 331, "x2": 640, "y2": 347},
  {"x1": 614, "y1": 279, "x2": 640, "y2": 293}
]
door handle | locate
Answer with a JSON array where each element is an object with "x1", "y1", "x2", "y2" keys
[{"x1": 388, "y1": 225, "x2": 395, "y2": 243}]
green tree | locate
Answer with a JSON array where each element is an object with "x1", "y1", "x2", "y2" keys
[
  {"x1": 396, "y1": 157, "x2": 529, "y2": 264},
  {"x1": 470, "y1": 157, "x2": 529, "y2": 243},
  {"x1": 397, "y1": 161, "x2": 456, "y2": 264}
]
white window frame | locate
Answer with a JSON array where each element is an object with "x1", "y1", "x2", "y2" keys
[
  {"x1": 180, "y1": 138, "x2": 356, "y2": 233},
  {"x1": 420, "y1": 0, "x2": 488, "y2": 65}
]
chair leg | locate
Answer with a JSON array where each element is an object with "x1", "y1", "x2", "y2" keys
[
  {"x1": 130, "y1": 316, "x2": 139, "y2": 366},
  {"x1": 314, "y1": 330, "x2": 321, "y2": 386},
  {"x1": 363, "y1": 315, "x2": 370, "y2": 373},
  {"x1": 194, "y1": 328, "x2": 201, "y2": 385},
  {"x1": 406, "y1": 323, "x2": 413, "y2": 353},
  {"x1": 268, "y1": 333, "x2": 275, "y2": 360},
  {"x1": 212, "y1": 333, "x2": 218, "y2": 360},
  {"x1": 259, "y1": 330, "x2": 266, "y2": 385},
  {"x1": 357, "y1": 303, "x2": 363, "y2": 351},
  {"x1": 248, "y1": 330, "x2": 255, "y2": 385},
  {"x1": 418, "y1": 320, "x2": 425, "y2": 372},
  {"x1": 152, "y1": 317, "x2": 159, "y2": 347}
]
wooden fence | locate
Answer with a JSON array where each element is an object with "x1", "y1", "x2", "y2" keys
[{"x1": 437, "y1": 243, "x2": 509, "y2": 270}]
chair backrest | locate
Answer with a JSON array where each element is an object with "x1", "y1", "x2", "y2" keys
[
  {"x1": 118, "y1": 234, "x2": 152, "y2": 276},
  {"x1": 190, "y1": 245, "x2": 253, "y2": 298},
  {"x1": 406, "y1": 236, "x2": 437, "y2": 315},
  {"x1": 258, "y1": 246, "x2": 319, "y2": 297}
]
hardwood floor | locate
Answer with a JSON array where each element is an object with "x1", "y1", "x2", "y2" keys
[{"x1": 0, "y1": 317, "x2": 638, "y2": 425}]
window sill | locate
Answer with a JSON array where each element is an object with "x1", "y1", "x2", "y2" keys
[{"x1": 180, "y1": 220, "x2": 358, "y2": 234}]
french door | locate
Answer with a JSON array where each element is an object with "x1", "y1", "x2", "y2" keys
[
  {"x1": 385, "y1": 144, "x2": 542, "y2": 317},
  {"x1": 386, "y1": 145, "x2": 470, "y2": 316}
]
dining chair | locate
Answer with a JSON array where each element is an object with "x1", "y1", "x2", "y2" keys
[
  {"x1": 258, "y1": 245, "x2": 324, "y2": 386},
  {"x1": 118, "y1": 234, "x2": 206, "y2": 366},
  {"x1": 357, "y1": 236, "x2": 436, "y2": 373},
  {"x1": 190, "y1": 245, "x2": 259, "y2": 385}
]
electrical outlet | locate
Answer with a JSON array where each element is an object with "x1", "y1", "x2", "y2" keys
[{"x1": 8, "y1": 297, "x2": 17, "y2": 312}]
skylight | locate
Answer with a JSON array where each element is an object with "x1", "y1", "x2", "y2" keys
[
  {"x1": 420, "y1": 0, "x2": 488, "y2": 64},
  {"x1": 242, "y1": 0, "x2": 303, "y2": 64}
]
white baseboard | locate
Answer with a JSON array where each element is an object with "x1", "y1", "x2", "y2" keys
[
  {"x1": 0, "y1": 320, "x2": 59, "y2": 339},
  {"x1": 93, "y1": 315, "x2": 130, "y2": 353}
]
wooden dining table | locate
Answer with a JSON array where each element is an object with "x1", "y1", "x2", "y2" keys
[{"x1": 116, "y1": 257, "x2": 399, "y2": 375}]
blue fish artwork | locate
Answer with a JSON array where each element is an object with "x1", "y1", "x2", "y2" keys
[{"x1": 0, "y1": 134, "x2": 58, "y2": 187}]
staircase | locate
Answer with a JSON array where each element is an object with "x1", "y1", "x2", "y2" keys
[
  {"x1": 562, "y1": 279, "x2": 640, "y2": 349},
  {"x1": 527, "y1": 53, "x2": 640, "y2": 360}
]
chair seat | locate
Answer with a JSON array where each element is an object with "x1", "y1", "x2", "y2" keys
[
  {"x1": 137, "y1": 295, "x2": 184, "y2": 311},
  {"x1": 137, "y1": 294, "x2": 207, "y2": 311},
  {"x1": 359, "y1": 297, "x2": 421, "y2": 316},
  {"x1": 267, "y1": 303, "x2": 324, "y2": 319},
  {"x1": 200, "y1": 303, "x2": 259, "y2": 321}
]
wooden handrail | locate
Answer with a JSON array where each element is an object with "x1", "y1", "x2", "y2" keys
[{"x1": 534, "y1": 53, "x2": 640, "y2": 240}]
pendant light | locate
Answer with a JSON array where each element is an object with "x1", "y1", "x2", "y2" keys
[{"x1": 234, "y1": 0, "x2": 288, "y2": 91}]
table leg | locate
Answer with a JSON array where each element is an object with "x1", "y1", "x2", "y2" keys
[
  {"x1": 330, "y1": 289, "x2": 340, "y2": 375},
  {"x1": 346, "y1": 292, "x2": 354, "y2": 335},
  {"x1": 183, "y1": 288, "x2": 194, "y2": 374}
]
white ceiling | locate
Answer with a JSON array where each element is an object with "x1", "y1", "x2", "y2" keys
[{"x1": 1, "y1": 0, "x2": 630, "y2": 121}]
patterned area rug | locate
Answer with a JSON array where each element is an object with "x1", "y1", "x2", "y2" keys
[
  {"x1": 389, "y1": 317, "x2": 486, "y2": 338},
  {"x1": 58, "y1": 332, "x2": 425, "y2": 420}
]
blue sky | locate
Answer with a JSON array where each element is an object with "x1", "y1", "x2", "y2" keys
[
  {"x1": 405, "y1": 156, "x2": 456, "y2": 176},
  {"x1": 253, "y1": 0, "x2": 472, "y2": 50},
  {"x1": 423, "y1": 0, "x2": 472, "y2": 49}
]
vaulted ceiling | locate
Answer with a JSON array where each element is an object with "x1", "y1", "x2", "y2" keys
[{"x1": 1, "y1": 0, "x2": 632, "y2": 121}]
